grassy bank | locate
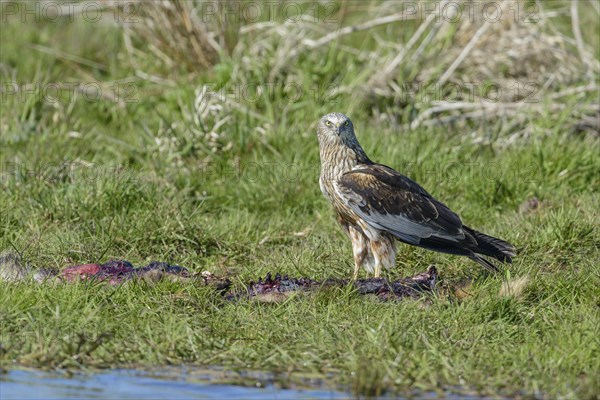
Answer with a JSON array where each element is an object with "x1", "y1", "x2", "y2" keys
[{"x1": 1, "y1": 1, "x2": 599, "y2": 398}]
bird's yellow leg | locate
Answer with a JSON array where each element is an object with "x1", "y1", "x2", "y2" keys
[
  {"x1": 370, "y1": 237, "x2": 394, "y2": 278},
  {"x1": 348, "y1": 225, "x2": 368, "y2": 280},
  {"x1": 374, "y1": 263, "x2": 382, "y2": 278},
  {"x1": 352, "y1": 263, "x2": 360, "y2": 280},
  {"x1": 371, "y1": 247, "x2": 382, "y2": 277}
]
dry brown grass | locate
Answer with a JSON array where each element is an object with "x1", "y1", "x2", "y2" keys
[
  {"x1": 119, "y1": 0, "x2": 599, "y2": 137},
  {"x1": 361, "y1": 1, "x2": 599, "y2": 133},
  {"x1": 122, "y1": 0, "x2": 227, "y2": 77}
]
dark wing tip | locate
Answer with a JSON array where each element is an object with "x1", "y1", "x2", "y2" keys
[{"x1": 471, "y1": 254, "x2": 502, "y2": 273}]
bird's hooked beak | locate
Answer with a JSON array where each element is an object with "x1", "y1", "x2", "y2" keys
[{"x1": 335, "y1": 123, "x2": 342, "y2": 136}]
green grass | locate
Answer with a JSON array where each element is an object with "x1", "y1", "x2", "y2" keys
[{"x1": 1, "y1": 2, "x2": 599, "y2": 398}]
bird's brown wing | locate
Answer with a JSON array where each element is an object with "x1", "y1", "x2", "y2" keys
[{"x1": 335, "y1": 164, "x2": 473, "y2": 246}]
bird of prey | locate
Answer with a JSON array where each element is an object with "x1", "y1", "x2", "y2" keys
[{"x1": 316, "y1": 112, "x2": 516, "y2": 279}]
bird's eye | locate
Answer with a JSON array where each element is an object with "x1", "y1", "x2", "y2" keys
[
  {"x1": 325, "y1": 121, "x2": 332, "y2": 127},
  {"x1": 344, "y1": 121, "x2": 349, "y2": 126}
]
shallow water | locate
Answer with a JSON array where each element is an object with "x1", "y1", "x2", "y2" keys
[
  {"x1": 0, "y1": 368, "x2": 348, "y2": 400},
  {"x1": 0, "y1": 367, "x2": 503, "y2": 399}
]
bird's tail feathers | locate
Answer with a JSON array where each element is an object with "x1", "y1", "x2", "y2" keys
[{"x1": 465, "y1": 227, "x2": 516, "y2": 264}]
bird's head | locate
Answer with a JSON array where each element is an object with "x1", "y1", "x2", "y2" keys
[
  {"x1": 317, "y1": 112, "x2": 356, "y2": 144},
  {"x1": 316, "y1": 112, "x2": 370, "y2": 164}
]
